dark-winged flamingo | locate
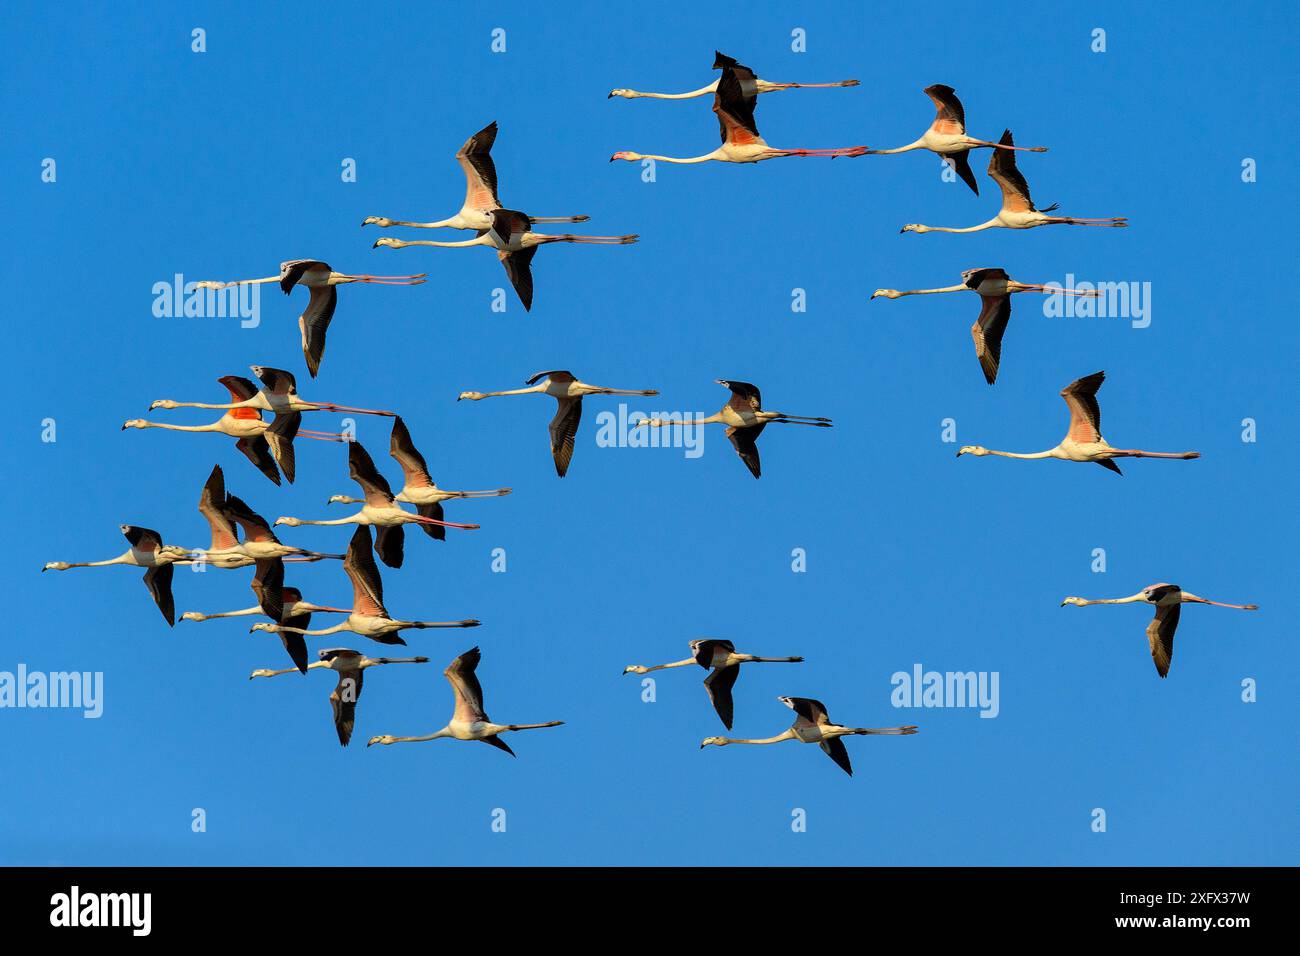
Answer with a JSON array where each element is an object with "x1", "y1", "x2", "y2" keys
[
  {"x1": 608, "y1": 50, "x2": 859, "y2": 100},
  {"x1": 623, "y1": 639, "x2": 804, "y2": 729},
  {"x1": 326, "y1": 416, "x2": 511, "y2": 540},
  {"x1": 457, "y1": 370, "x2": 659, "y2": 477},
  {"x1": 901, "y1": 131, "x2": 1128, "y2": 233},
  {"x1": 637, "y1": 380, "x2": 831, "y2": 479},
  {"x1": 194, "y1": 260, "x2": 426, "y2": 376},
  {"x1": 700, "y1": 697, "x2": 918, "y2": 777},
  {"x1": 1061, "y1": 584, "x2": 1259, "y2": 678},
  {"x1": 250, "y1": 526, "x2": 481, "y2": 646},
  {"x1": 186, "y1": 581, "x2": 350, "y2": 674},
  {"x1": 865, "y1": 85, "x2": 1047, "y2": 194},
  {"x1": 374, "y1": 208, "x2": 637, "y2": 312},
  {"x1": 124, "y1": 375, "x2": 346, "y2": 485},
  {"x1": 151, "y1": 365, "x2": 395, "y2": 419},
  {"x1": 42, "y1": 525, "x2": 189, "y2": 625},
  {"x1": 362, "y1": 121, "x2": 589, "y2": 233},
  {"x1": 251, "y1": 648, "x2": 431, "y2": 746},
  {"x1": 610, "y1": 57, "x2": 867, "y2": 166},
  {"x1": 956, "y1": 371, "x2": 1200, "y2": 473},
  {"x1": 274, "y1": 441, "x2": 479, "y2": 569},
  {"x1": 367, "y1": 646, "x2": 563, "y2": 754},
  {"x1": 871, "y1": 267, "x2": 1101, "y2": 384}
]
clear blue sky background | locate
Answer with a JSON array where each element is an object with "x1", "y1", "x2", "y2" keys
[{"x1": 2, "y1": 1, "x2": 1296, "y2": 866}]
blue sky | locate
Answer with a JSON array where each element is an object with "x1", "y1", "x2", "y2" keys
[{"x1": 2, "y1": 1, "x2": 1296, "y2": 865}]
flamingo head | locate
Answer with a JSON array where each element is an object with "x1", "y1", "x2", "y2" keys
[
  {"x1": 457, "y1": 391, "x2": 486, "y2": 402},
  {"x1": 899, "y1": 224, "x2": 929, "y2": 234},
  {"x1": 372, "y1": 237, "x2": 403, "y2": 250},
  {"x1": 870, "y1": 289, "x2": 901, "y2": 299},
  {"x1": 367, "y1": 735, "x2": 396, "y2": 748},
  {"x1": 273, "y1": 516, "x2": 299, "y2": 527},
  {"x1": 700, "y1": 736, "x2": 728, "y2": 749},
  {"x1": 609, "y1": 151, "x2": 641, "y2": 163},
  {"x1": 121, "y1": 419, "x2": 148, "y2": 430},
  {"x1": 42, "y1": 561, "x2": 71, "y2": 572},
  {"x1": 361, "y1": 216, "x2": 393, "y2": 228},
  {"x1": 955, "y1": 445, "x2": 989, "y2": 457}
]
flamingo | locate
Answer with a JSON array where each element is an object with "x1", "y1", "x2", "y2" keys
[
  {"x1": 182, "y1": 464, "x2": 340, "y2": 572},
  {"x1": 193, "y1": 260, "x2": 426, "y2": 376},
  {"x1": 700, "y1": 697, "x2": 919, "y2": 777},
  {"x1": 900, "y1": 130, "x2": 1127, "y2": 233},
  {"x1": 251, "y1": 648, "x2": 431, "y2": 746},
  {"x1": 325, "y1": 416, "x2": 511, "y2": 541},
  {"x1": 637, "y1": 380, "x2": 831, "y2": 479},
  {"x1": 1061, "y1": 584, "x2": 1259, "y2": 678},
  {"x1": 610, "y1": 57, "x2": 867, "y2": 166},
  {"x1": 865, "y1": 85, "x2": 1047, "y2": 194},
  {"x1": 42, "y1": 525, "x2": 190, "y2": 625},
  {"x1": 871, "y1": 268, "x2": 1101, "y2": 384},
  {"x1": 187, "y1": 584, "x2": 350, "y2": 674},
  {"x1": 274, "y1": 441, "x2": 480, "y2": 569},
  {"x1": 150, "y1": 365, "x2": 395, "y2": 419},
  {"x1": 123, "y1": 376, "x2": 346, "y2": 485},
  {"x1": 362, "y1": 121, "x2": 589, "y2": 233},
  {"x1": 205, "y1": 492, "x2": 344, "y2": 563},
  {"x1": 457, "y1": 370, "x2": 659, "y2": 477},
  {"x1": 373, "y1": 208, "x2": 637, "y2": 312},
  {"x1": 608, "y1": 50, "x2": 859, "y2": 100},
  {"x1": 250, "y1": 526, "x2": 480, "y2": 646},
  {"x1": 623, "y1": 639, "x2": 804, "y2": 729},
  {"x1": 367, "y1": 646, "x2": 563, "y2": 754},
  {"x1": 955, "y1": 371, "x2": 1200, "y2": 473}
]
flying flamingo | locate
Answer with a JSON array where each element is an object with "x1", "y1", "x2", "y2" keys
[
  {"x1": 865, "y1": 85, "x2": 1047, "y2": 194},
  {"x1": 637, "y1": 380, "x2": 832, "y2": 479},
  {"x1": 150, "y1": 365, "x2": 395, "y2": 419},
  {"x1": 42, "y1": 525, "x2": 189, "y2": 625},
  {"x1": 123, "y1": 375, "x2": 346, "y2": 485},
  {"x1": 610, "y1": 57, "x2": 867, "y2": 166},
  {"x1": 250, "y1": 526, "x2": 480, "y2": 646},
  {"x1": 608, "y1": 50, "x2": 859, "y2": 100},
  {"x1": 274, "y1": 441, "x2": 479, "y2": 569},
  {"x1": 1062, "y1": 584, "x2": 1259, "y2": 678},
  {"x1": 955, "y1": 371, "x2": 1200, "y2": 473},
  {"x1": 325, "y1": 416, "x2": 511, "y2": 540},
  {"x1": 900, "y1": 131, "x2": 1127, "y2": 233},
  {"x1": 205, "y1": 492, "x2": 344, "y2": 563},
  {"x1": 194, "y1": 260, "x2": 426, "y2": 376},
  {"x1": 623, "y1": 639, "x2": 804, "y2": 729},
  {"x1": 871, "y1": 267, "x2": 1101, "y2": 384},
  {"x1": 367, "y1": 646, "x2": 563, "y2": 754},
  {"x1": 251, "y1": 647, "x2": 431, "y2": 746},
  {"x1": 700, "y1": 697, "x2": 918, "y2": 777},
  {"x1": 457, "y1": 370, "x2": 659, "y2": 477},
  {"x1": 374, "y1": 208, "x2": 637, "y2": 312},
  {"x1": 362, "y1": 121, "x2": 589, "y2": 233}
]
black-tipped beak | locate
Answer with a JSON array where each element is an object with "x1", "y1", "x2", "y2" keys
[
  {"x1": 608, "y1": 156, "x2": 615, "y2": 163},
  {"x1": 954, "y1": 451, "x2": 961, "y2": 457},
  {"x1": 899, "y1": 227, "x2": 906, "y2": 234},
  {"x1": 371, "y1": 240, "x2": 381, "y2": 249},
  {"x1": 607, "y1": 92, "x2": 613, "y2": 99}
]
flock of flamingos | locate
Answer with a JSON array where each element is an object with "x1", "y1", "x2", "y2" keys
[{"x1": 42, "y1": 53, "x2": 1258, "y2": 776}]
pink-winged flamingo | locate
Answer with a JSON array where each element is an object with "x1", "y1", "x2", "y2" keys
[
  {"x1": 700, "y1": 697, "x2": 918, "y2": 777},
  {"x1": 900, "y1": 130, "x2": 1127, "y2": 233},
  {"x1": 42, "y1": 525, "x2": 190, "y2": 625},
  {"x1": 1061, "y1": 584, "x2": 1259, "y2": 678},
  {"x1": 608, "y1": 50, "x2": 859, "y2": 100},
  {"x1": 955, "y1": 371, "x2": 1200, "y2": 473},
  {"x1": 374, "y1": 208, "x2": 637, "y2": 312},
  {"x1": 623, "y1": 639, "x2": 804, "y2": 729},
  {"x1": 274, "y1": 441, "x2": 480, "y2": 569},
  {"x1": 151, "y1": 365, "x2": 395, "y2": 419},
  {"x1": 865, "y1": 85, "x2": 1047, "y2": 194},
  {"x1": 637, "y1": 380, "x2": 831, "y2": 478},
  {"x1": 610, "y1": 58, "x2": 867, "y2": 166},
  {"x1": 325, "y1": 416, "x2": 511, "y2": 541},
  {"x1": 194, "y1": 260, "x2": 426, "y2": 376},
  {"x1": 457, "y1": 369, "x2": 659, "y2": 477},
  {"x1": 123, "y1": 375, "x2": 346, "y2": 485},
  {"x1": 250, "y1": 525, "x2": 481, "y2": 646},
  {"x1": 367, "y1": 646, "x2": 563, "y2": 755},
  {"x1": 362, "y1": 121, "x2": 589, "y2": 233},
  {"x1": 871, "y1": 267, "x2": 1101, "y2": 384},
  {"x1": 251, "y1": 647, "x2": 431, "y2": 746}
]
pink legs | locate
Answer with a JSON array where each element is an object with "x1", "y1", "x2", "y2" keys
[
  {"x1": 1111, "y1": 450, "x2": 1200, "y2": 460},
  {"x1": 339, "y1": 274, "x2": 427, "y2": 285},
  {"x1": 1047, "y1": 217, "x2": 1129, "y2": 227},
  {"x1": 776, "y1": 146, "x2": 869, "y2": 159}
]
